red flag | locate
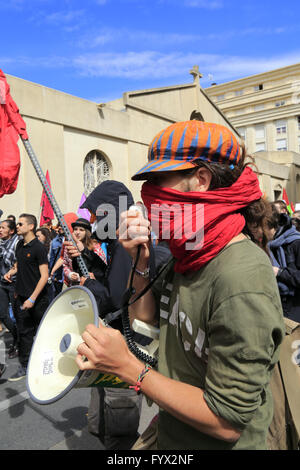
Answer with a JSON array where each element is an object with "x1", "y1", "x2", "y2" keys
[
  {"x1": 282, "y1": 188, "x2": 294, "y2": 216},
  {"x1": 0, "y1": 69, "x2": 28, "y2": 197},
  {"x1": 40, "y1": 170, "x2": 54, "y2": 226},
  {"x1": 282, "y1": 188, "x2": 290, "y2": 206}
]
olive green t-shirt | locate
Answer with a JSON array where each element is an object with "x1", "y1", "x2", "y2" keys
[{"x1": 154, "y1": 239, "x2": 285, "y2": 450}]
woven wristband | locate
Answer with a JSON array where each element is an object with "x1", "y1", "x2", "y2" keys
[
  {"x1": 129, "y1": 364, "x2": 152, "y2": 395},
  {"x1": 28, "y1": 297, "x2": 35, "y2": 304}
]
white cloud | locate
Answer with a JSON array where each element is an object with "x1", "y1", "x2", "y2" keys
[
  {"x1": 0, "y1": 57, "x2": 16, "y2": 66},
  {"x1": 78, "y1": 24, "x2": 297, "y2": 51},
  {"x1": 44, "y1": 9, "x2": 86, "y2": 24},
  {"x1": 5, "y1": 50, "x2": 300, "y2": 86},
  {"x1": 183, "y1": 0, "x2": 224, "y2": 8},
  {"x1": 158, "y1": 0, "x2": 224, "y2": 8},
  {"x1": 72, "y1": 50, "x2": 300, "y2": 83},
  {"x1": 80, "y1": 29, "x2": 202, "y2": 49}
]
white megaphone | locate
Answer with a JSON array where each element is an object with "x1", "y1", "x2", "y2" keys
[{"x1": 26, "y1": 285, "x2": 159, "y2": 405}]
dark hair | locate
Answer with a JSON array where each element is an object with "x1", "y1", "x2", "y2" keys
[
  {"x1": 7, "y1": 215, "x2": 16, "y2": 223},
  {"x1": 19, "y1": 213, "x2": 37, "y2": 233},
  {"x1": 36, "y1": 227, "x2": 51, "y2": 252},
  {"x1": 243, "y1": 200, "x2": 279, "y2": 253},
  {"x1": 73, "y1": 226, "x2": 94, "y2": 250},
  {"x1": 186, "y1": 143, "x2": 273, "y2": 252},
  {"x1": 1, "y1": 219, "x2": 17, "y2": 235}
]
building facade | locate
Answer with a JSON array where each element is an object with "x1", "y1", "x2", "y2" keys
[
  {"x1": 204, "y1": 62, "x2": 300, "y2": 203},
  {"x1": 1, "y1": 66, "x2": 300, "y2": 220},
  {"x1": 0, "y1": 69, "x2": 238, "y2": 219}
]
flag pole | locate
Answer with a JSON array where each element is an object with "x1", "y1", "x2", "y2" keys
[{"x1": 21, "y1": 138, "x2": 90, "y2": 278}]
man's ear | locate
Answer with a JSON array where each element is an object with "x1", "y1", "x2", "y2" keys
[{"x1": 194, "y1": 167, "x2": 212, "y2": 192}]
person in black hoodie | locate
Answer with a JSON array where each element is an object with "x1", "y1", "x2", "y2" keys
[
  {"x1": 74, "y1": 181, "x2": 136, "y2": 327},
  {"x1": 65, "y1": 181, "x2": 147, "y2": 449},
  {"x1": 268, "y1": 207, "x2": 300, "y2": 322}
]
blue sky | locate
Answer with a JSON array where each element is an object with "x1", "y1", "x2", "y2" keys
[{"x1": 1, "y1": 0, "x2": 300, "y2": 103}]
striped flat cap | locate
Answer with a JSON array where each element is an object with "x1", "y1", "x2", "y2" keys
[{"x1": 132, "y1": 120, "x2": 241, "y2": 181}]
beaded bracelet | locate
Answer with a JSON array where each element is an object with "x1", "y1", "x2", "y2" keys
[{"x1": 129, "y1": 364, "x2": 152, "y2": 395}]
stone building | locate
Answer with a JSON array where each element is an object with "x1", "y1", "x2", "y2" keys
[
  {"x1": 1, "y1": 67, "x2": 237, "y2": 219},
  {"x1": 204, "y1": 62, "x2": 300, "y2": 204},
  {"x1": 1, "y1": 65, "x2": 300, "y2": 219}
]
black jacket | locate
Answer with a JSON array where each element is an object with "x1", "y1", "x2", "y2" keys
[
  {"x1": 78, "y1": 181, "x2": 134, "y2": 330},
  {"x1": 277, "y1": 238, "x2": 300, "y2": 322},
  {"x1": 78, "y1": 180, "x2": 171, "y2": 332}
]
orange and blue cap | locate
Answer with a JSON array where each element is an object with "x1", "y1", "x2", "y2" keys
[{"x1": 132, "y1": 121, "x2": 241, "y2": 181}]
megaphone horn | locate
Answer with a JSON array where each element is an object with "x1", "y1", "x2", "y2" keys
[{"x1": 26, "y1": 286, "x2": 129, "y2": 405}]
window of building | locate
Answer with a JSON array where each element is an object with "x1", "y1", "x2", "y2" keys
[
  {"x1": 275, "y1": 100, "x2": 286, "y2": 107},
  {"x1": 237, "y1": 127, "x2": 246, "y2": 140},
  {"x1": 235, "y1": 108, "x2": 244, "y2": 116},
  {"x1": 254, "y1": 84, "x2": 264, "y2": 91},
  {"x1": 276, "y1": 119, "x2": 287, "y2": 135},
  {"x1": 255, "y1": 124, "x2": 265, "y2": 140},
  {"x1": 298, "y1": 116, "x2": 300, "y2": 130},
  {"x1": 274, "y1": 189, "x2": 282, "y2": 201},
  {"x1": 217, "y1": 94, "x2": 225, "y2": 101},
  {"x1": 276, "y1": 139, "x2": 287, "y2": 151},
  {"x1": 235, "y1": 90, "x2": 243, "y2": 97},
  {"x1": 83, "y1": 150, "x2": 110, "y2": 197},
  {"x1": 255, "y1": 142, "x2": 266, "y2": 152},
  {"x1": 254, "y1": 104, "x2": 264, "y2": 111},
  {"x1": 297, "y1": 175, "x2": 300, "y2": 202}
]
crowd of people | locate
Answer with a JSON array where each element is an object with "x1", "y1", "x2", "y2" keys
[
  {"x1": 0, "y1": 119, "x2": 299, "y2": 450},
  {"x1": 0, "y1": 181, "x2": 170, "y2": 450}
]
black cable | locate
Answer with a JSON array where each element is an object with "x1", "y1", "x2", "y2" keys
[{"x1": 121, "y1": 245, "x2": 159, "y2": 367}]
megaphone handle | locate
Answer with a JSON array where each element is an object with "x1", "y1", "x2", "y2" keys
[{"x1": 22, "y1": 138, "x2": 90, "y2": 278}]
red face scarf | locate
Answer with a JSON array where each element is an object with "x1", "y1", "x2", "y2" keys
[{"x1": 141, "y1": 166, "x2": 262, "y2": 274}]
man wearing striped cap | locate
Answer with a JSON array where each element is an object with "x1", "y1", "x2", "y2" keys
[{"x1": 76, "y1": 120, "x2": 285, "y2": 450}]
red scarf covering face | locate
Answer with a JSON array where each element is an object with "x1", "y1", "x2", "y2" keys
[{"x1": 141, "y1": 166, "x2": 262, "y2": 274}]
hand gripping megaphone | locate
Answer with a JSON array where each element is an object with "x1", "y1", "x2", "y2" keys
[
  {"x1": 26, "y1": 286, "x2": 159, "y2": 405},
  {"x1": 26, "y1": 286, "x2": 126, "y2": 404}
]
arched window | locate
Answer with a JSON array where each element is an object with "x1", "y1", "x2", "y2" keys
[
  {"x1": 296, "y1": 174, "x2": 300, "y2": 203},
  {"x1": 83, "y1": 150, "x2": 110, "y2": 197},
  {"x1": 273, "y1": 184, "x2": 282, "y2": 202}
]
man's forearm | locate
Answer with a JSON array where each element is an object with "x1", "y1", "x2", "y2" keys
[
  {"x1": 119, "y1": 355, "x2": 241, "y2": 443},
  {"x1": 9, "y1": 262, "x2": 18, "y2": 275},
  {"x1": 51, "y1": 257, "x2": 63, "y2": 276},
  {"x1": 128, "y1": 269, "x2": 157, "y2": 326},
  {"x1": 30, "y1": 274, "x2": 48, "y2": 301}
]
